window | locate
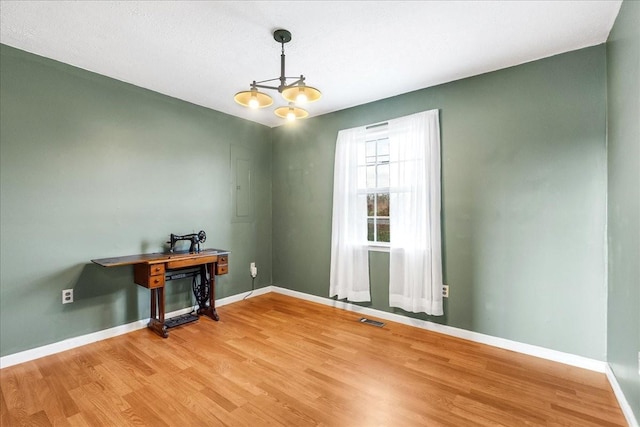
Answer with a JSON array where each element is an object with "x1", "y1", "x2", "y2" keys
[
  {"x1": 330, "y1": 109, "x2": 443, "y2": 315},
  {"x1": 359, "y1": 126, "x2": 391, "y2": 244}
]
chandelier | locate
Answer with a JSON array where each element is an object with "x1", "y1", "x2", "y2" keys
[{"x1": 234, "y1": 29, "x2": 321, "y2": 121}]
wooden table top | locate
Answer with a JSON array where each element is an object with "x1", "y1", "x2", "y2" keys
[{"x1": 91, "y1": 248, "x2": 229, "y2": 267}]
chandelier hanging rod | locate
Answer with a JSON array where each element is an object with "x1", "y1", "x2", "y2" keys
[{"x1": 251, "y1": 32, "x2": 306, "y2": 92}]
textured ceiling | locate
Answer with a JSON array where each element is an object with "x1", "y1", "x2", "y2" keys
[{"x1": 0, "y1": 1, "x2": 622, "y2": 128}]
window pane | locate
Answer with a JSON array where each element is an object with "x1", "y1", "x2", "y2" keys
[
  {"x1": 366, "y1": 165, "x2": 376, "y2": 188},
  {"x1": 377, "y1": 218, "x2": 390, "y2": 242},
  {"x1": 377, "y1": 193, "x2": 389, "y2": 216},
  {"x1": 367, "y1": 194, "x2": 375, "y2": 216},
  {"x1": 377, "y1": 163, "x2": 389, "y2": 188},
  {"x1": 378, "y1": 138, "x2": 390, "y2": 163},
  {"x1": 367, "y1": 218, "x2": 375, "y2": 242},
  {"x1": 366, "y1": 140, "x2": 376, "y2": 164}
]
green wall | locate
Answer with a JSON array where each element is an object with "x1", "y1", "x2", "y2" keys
[
  {"x1": 0, "y1": 38, "x2": 618, "y2": 367},
  {"x1": 272, "y1": 45, "x2": 608, "y2": 360},
  {"x1": 0, "y1": 45, "x2": 273, "y2": 357},
  {"x1": 607, "y1": 0, "x2": 640, "y2": 420},
  {"x1": 3, "y1": 13, "x2": 636, "y2": 415}
]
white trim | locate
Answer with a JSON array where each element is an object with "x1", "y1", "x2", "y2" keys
[
  {"x1": 368, "y1": 244, "x2": 390, "y2": 253},
  {"x1": 0, "y1": 317, "x2": 150, "y2": 369},
  {"x1": 0, "y1": 286, "x2": 272, "y2": 369},
  {"x1": 0, "y1": 284, "x2": 613, "y2": 375},
  {"x1": 4, "y1": 285, "x2": 634, "y2": 421},
  {"x1": 270, "y1": 286, "x2": 607, "y2": 373},
  {"x1": 214, "y1": 285, "x2": 273, "y2": 306},
  {"x1": 606, "y1": 363, "x2": 640, "y2": 427},
  {"x1": 4, "y1": 285, "x2": 636, "y2": 423}
]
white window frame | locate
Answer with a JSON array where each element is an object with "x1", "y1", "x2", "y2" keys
[{"x1": 359, "y1": 124, "x2": 392, "y2": 251}]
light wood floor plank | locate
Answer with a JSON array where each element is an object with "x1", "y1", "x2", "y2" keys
[{"x1": 0, "y1": 293, "x2": 627, "y2": 426}]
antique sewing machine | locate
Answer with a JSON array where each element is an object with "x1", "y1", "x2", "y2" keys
[
  {"x1": 167, "y1": 230, "x2": 207, "y2": 253},
  {"x1": 92, "y1": 229, "x2": 230, "y2": 338}
]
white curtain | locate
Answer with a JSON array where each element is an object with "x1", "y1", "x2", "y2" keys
[
  {"x1": 388, "y1": 110, "x2": 443, "y2": 315},
  {"x1": 329, "y1": 127, "x2": 371, "y2": 302}
]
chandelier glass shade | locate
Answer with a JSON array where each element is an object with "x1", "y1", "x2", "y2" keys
[
  {"x1": 274, "y1": 103, "x2": 309, "y2": 121},
  {"x1": 281, "y1": 83, "x2": 322, "y2": 104},
  {"x1": 234, "y1": 29, "x2": 320, "y2": 121},
  {"x1": 233, "y1": 88, "x2": 273, "y2": 109}
]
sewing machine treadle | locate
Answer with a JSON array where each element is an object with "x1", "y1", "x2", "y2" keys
[{"x1": 92, "y1": 248, "x2": 230, "y2": 338}]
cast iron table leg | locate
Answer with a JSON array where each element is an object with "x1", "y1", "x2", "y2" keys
[{"x1": 197, "y1": 262, "x2": 219, "y2": 321}]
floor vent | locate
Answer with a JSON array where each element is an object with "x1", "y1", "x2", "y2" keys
[{"x1": 359, "y1": 318, "x2": 385, "y2": 327}]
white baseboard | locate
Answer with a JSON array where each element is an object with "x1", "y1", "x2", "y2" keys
[
  {"x1": 215, "y1": 285, "x2": 273, "y2": 306},
  {"x1": 273, "y1": 288, "x2": 640, "y2": 422},
  {"x1": 1, "y1": 285, "x2": 607, "y2": 373},
  {"x1": 270, "y1": 286, "x2": 607, "y2": 373},
  {"x1": 0, "y1": 317, "x2": 151, "y2": 369},
  {"x1": 606, "y1": 364, "x2": 640, "y2": 427},
  {"x1": 0, "y1": 285, "x2": 615, "y2": 370},
  {"x1": 2, "y1": 285, "x2": 634, "y2": 423},
  {"x1": 0, "y1": 286, "x2": 271, "y2": 369}
]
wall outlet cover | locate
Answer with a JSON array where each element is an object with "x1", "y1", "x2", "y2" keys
[
  {"x1": 62, "y1": 289, "x2": 73, "y2": 304},
  {"x1": 442, "y1": 285, "x2": 449, "y2": 298}
]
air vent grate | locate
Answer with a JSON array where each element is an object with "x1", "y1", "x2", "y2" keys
[{"x1": 359, "y1": 318, "x2": 385, "y2": 327}]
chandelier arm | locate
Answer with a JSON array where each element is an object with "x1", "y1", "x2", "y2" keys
[
  {"x1": 253, "y1": 77, "x2": 282, "y2": 86},
  {"x1": 253, "y1": 80, "x2": 310, "y2": 92},
  {"x1": 282, "y1": 77, "x2": 305, "y2": 88},
  {"x1": 253, "y1": 83, "x2": 281, "y2": 91},
  {"x1": 252, "y1": 79, "x2": 308, "y2": 92}
]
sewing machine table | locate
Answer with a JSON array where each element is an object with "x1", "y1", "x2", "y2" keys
[{"x1": 91, "y1": 249, "x2": 229, "y2": 338}]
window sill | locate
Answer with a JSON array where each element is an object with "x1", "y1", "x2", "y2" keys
[{"x1": 368, "y1": 245, "x2": 390, "y2": 253}]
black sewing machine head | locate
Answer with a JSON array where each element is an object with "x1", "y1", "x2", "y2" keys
[{"x1": 167, "y1": 230, "x2": 206, "y2": 253}]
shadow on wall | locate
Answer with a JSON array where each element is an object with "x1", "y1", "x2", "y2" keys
[
  {"x1": 391, "y1": 301, "x2": 450, "y2": 326},
  {"x1": 73, "y1": 263, "x2": 144, "y2": 324}
]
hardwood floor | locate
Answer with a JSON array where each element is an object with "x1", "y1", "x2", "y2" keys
[{"x1": 1, "y1": 293, "x2": 627, "y2": 426}]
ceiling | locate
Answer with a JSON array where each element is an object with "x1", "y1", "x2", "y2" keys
[{"x1": 0, "y1": 1, "x2": 622, "y2": 128}]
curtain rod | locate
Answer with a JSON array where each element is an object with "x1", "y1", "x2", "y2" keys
[{"x1": 366, "y1": 122, "x2": 388, "y2": 130}]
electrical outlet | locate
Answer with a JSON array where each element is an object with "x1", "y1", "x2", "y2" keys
[
  {"x1": 62, "y1": 289, "x2": 73, "y2": 304},
  {"x1": 442, "y1": 285, "x2": 449, "y2": 298},
  {"x1": 250, "y1": 262, "x2": 257, "y2": 278}
]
